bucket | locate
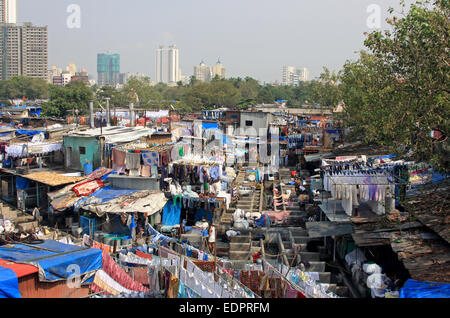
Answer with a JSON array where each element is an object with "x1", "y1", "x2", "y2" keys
[{"x1": 291, "y1": 171, "x2": 296, "y2": 178}]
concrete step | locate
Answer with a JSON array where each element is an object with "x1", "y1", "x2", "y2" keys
[
  {"x1": 302, "y1": 261, "x2": 326, "y2": 273},
  {"x1": 299, "y1": 252, "x2": 321, "y2": 262},
  {"x1": 293, "y1": 243, "x2": 307, "y2": 252},
  {"x1": 326, "y1": 284, "x2": 338, "y2": 294},
  {"x1": 229, "y1": 251, "x2": 250, "y2": 260},
  {"x1": 318, "y1": 272, "x2": 331, "y2": 284},
  {"x1": 290, "y1": 229, "x2": 308, "y2": 236},
  {"x1": 230, "y1": 236, "x2": 251, "y2": 243},
  {"x1": 229, "y1": 242, "x2": 250, "y2": 250},
  {"x1": 335, "y1": 286, "x2": 349, "y2": 298},
  {"x1": 294, "y1": 236, "x2": 311, "y2": 244},
  {"x1": 17, "y1": 221, "x2": 38, "y2": 232}
]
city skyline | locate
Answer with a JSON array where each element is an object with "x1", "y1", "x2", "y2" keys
[{"x1": 17, "y1": 0, "x2": 415, "y2": 84}]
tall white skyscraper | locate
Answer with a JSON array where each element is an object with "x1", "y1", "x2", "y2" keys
[
  {"x1": 282, "y1": 66, "x2": 309, "y2": 85},
  {"x1": 0, "y1": 0, "x2": 17, "y2": 24},
  {"x1": 156, "y1": 45, "x2": 181, "y2": 84}
]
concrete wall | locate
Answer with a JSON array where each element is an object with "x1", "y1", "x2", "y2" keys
[
  {"x1": 239, "y1": 112, "x2": 270, "y2": 137},
  {"x1": 108, "y1": 175, "x2": 160, "y2": 191},
  {"x1": 63, "y1": 136, "x2": 100, "y2": 171}
]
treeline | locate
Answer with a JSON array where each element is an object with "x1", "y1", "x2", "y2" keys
[{"x1": 94, "y1": 73, "x2": 342, "y2": 113}]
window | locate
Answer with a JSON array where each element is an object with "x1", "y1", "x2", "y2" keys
[
  {"x1": 79, "y1": 146, "x2": 86, "y2": 155},
  {"x1": 245, "y1": 120, "x2": 253, "y2": 126}
]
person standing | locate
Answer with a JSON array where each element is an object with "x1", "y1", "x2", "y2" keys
[{"x1": 208, "y1": 223, "x2": 216, "y2": 254}]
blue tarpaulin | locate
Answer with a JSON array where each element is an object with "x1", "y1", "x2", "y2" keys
[
  {"x1": 0, "y1": 240, "x2": 102, "y2": 283},
  {"x1": 325, "y1": 129, "x2": 342, "y2": 134},
  {"x1": 194, "y1": 207, "x2": 213, "y2": 223},
  {"x1": 0, "y1": 266, "x2": 21, "y2": 298},
  {"x1": 15, "y1": 130, "x2": 44, "y2": 137},
  {"x1": 15, "y1": 177, "x2": 30, "y2": 190},
  {"x1": 162, "y1": 200, "x2": 181, "y2": 226},
  {"x1": 89, "y1": 186, "x2": 138, "y2": 203},
  {"x1": 202, "y1": 123, "x2": 220, "y2": 130},
  {"x1": 400, "y1": 279, "x2": 450, "y2": 298}
]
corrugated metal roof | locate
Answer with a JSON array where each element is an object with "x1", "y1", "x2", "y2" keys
[{"x1": 66, "y1": 127, "x2": 154, "y2": 144}]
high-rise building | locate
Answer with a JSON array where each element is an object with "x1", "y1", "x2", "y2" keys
[
  {"x1": 0, "y1": 22, "x2": 48, "y2": 80},
  {"x1": 0, "y1": 0, "x2": 17, "y2": 24},
  {"x1": 0, "y1": 23, "x2": 21, "y2": 79},
  {"x1": 21, "y1": 23, "x2": 48, "y2": 79},
  {"x1": 194, "y1": 60, "x2": 212, "y2": 83},
  {"x1": 156, "y1": 45, "x2": 181, "y2": 84},
  {"x1": 282, "y1": 66, "x2": 309, "y2": 85},
  {"x1": 211, "y1": 58, "x2": 226, "y2": 80},
  {"x1": 97, "y1": 53, "x2": 120, "y2": 87}
]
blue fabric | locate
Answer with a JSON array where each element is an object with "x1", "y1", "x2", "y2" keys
[
  {"x1": 325, "y1": 129, "x2": 342, "y2": 134},
  {"x1": 0, "y1": 266, "x2": 21, "y2": 298},
  {"x1": 146, "y1": 224, "x2": 174, "y2": 246},
  {"x1": 15, "y1": 177, "x2": 30, "y2": 190},
  {"x1": 15, "y1": 130, "x2": 44, "y2": 137},
  {"x1": 194, "y1": 208, "x2": 213, "y2": 223},
  {"x1": 89, "y1": 186, "x2": 138, "y2": 203},
  {"x1": 400, "y1": 279, "x2": 450, "y2": 298},
  {"x1": 209, "y1": 165, "x2": 220, "y2": 181},
  {"x1": 162, "y1": 200, "x2": 181, "y2": 226},
  {"x1": 0, "y1": 240, "x2": 102, "y2": 283},
  {"x1": 202, "y1": 123, "x2": 220, "y2": 130},
  {"x1": 254, "y1": 215, "x2": 267, "y2": 227},
  {"x1": 84, "y1": 163, "x2": 93, "y2": 176}
]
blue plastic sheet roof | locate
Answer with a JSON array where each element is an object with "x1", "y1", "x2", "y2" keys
[
  {"x1": 15, "y1": 130, "x2": 44, "y2": 137},
  {"x1": 202, "y1": 123, "x2": 220, "y2": 130},
  {"x1": 0, "y1": 240, "x2": 102, "y2": 283},
  {"x1": 0, "y1": 266, "x2": 21, "y2": 298},
  {"x1": 400, "y1": 279, "x2": 450, "y2": 298},
  {"x1": 89, "y1": 186, "x2": 138, "y2": 203}
]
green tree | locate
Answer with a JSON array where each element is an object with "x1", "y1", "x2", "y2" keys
[
  {"x1": 341, "y1": 0, "x2": 450, "y2": 170},
  {"x1": 41, "y1": 81, "x2": 93, "y2": 117}
]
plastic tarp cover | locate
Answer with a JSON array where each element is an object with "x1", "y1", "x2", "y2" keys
[
  {"x1": 400, "y1": 279, "x2": 450, "y2": 298},
  {"x1": 0, "y1": 266, "x2": 21, "y2": 298},
  {"x1": 202, "y1": 123, "x2": 220, "y2": 130},
  {"x1": 0, "y1": 240, "x2": 102, "y2": 283},
  {"x1": 162, "y1": 200, "x2": 181, "y2": 226},
  {"x1": 16, "y1": 176, "x2": 30, "y2": 190},
  {"x1": 15, "y1": 130, "x2": 44, "y2": 136},
  {"x1": 194, "y1": 208, "x2": 213, "y2": 223},
  {"x1": 90, "y1": 186, "x2": 138, "y2": 203}
]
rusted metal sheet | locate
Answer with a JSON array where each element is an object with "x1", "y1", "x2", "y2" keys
[{"x1": 18, "y1": 273, "x2": 90, "y2": 298}]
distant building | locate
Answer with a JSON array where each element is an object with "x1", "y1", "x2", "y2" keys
[
  {"x1": 156, "y1": 45, "x2": 181, "y2": 84},
  {"x1": 0, "y1": 0, "x2": 17, "y2": 24},
  {"x1": 194, "y1": 60, "x2": 212, "y2": 83},
  {"x1": 282, "y1": 66, "x2": 309, "y2": 86},
  {"x1": 66, "y1": 63, "x2": 76, "y2": 76},
  {"x1": 119, "y1": 72, "x2": 131, "y2": 85},
  {"x1": 71, "y1": 71, "x2": 89, "y2": 85},
  {"x1": 211, "y1": 58, "x2": 226, "y2": 80},
  {"x1": 97, "y1": 53, "x2": 120, "y2": 87},
  {"x1": 194, "y1": 59, "x2": 226, "y2": 82},
  {"x1": 0, "y1": 22, "x2": 48, "y2": 80}
]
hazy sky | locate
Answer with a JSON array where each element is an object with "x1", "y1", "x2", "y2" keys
[{"x1": 18, "y1": 0, "x2": 413, "y2": 83}]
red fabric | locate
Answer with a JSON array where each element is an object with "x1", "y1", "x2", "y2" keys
[
  {"x1": 101, "y1": 251, "x2": 149, "y2": 292},
  {"x1": 0, "y1": 259, "x2": 38, "y2": 278},
  {"x1": 129, "y1": 267, "x2": 150, "y2": 286},
  {"x1": 135, "y1": 250, "x2": 153, "y2": 260},
  {"x1": 72, "y1": 179, "x2": 104, "y2": 196}
]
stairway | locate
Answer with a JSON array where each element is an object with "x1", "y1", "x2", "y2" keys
[{"x1": 0, "y1": 203, "x2": 37, "y2": 232}]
